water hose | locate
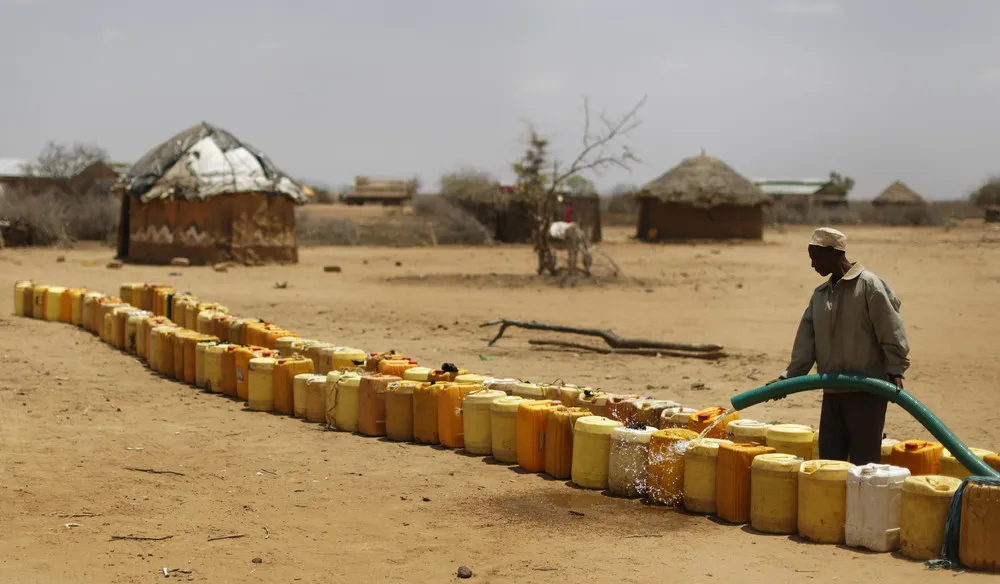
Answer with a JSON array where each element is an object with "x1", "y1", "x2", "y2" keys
[{"x1": 730, "y1": 373, "x2": 999, "y2": 479}]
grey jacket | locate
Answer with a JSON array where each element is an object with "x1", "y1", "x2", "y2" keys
[{"x1": 782, "y1": 263, "x2": 910, "y2": 390}]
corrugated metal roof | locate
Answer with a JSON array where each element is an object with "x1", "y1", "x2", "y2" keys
[
  {"x1": 757, "y1": 184, "x2": 825, "y2": 196},
  {"x1": 122, "y1": 122, "x2": 306, "y2": 203},
  {"x1": 0, "y1": 158, "x2": 31, "y2": 177},
  {"x1": 752, "y1": 178, "x2": 829, "y2": 185},
  {"x1": 753, "y1": 178, "x2": 830, "y2": 196}
]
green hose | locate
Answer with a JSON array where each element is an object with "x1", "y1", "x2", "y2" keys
[{"x1": 730, "y1": 374, "x2": 999, "y2": 479}]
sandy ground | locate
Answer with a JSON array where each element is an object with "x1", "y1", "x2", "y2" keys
[{"x1": 1, "y1": 223, "x2": 999, "y2": 583}]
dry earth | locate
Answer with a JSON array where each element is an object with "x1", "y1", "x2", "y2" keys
[{"x1": 1, "y1": 223, "x2": 999, "y2": 583}]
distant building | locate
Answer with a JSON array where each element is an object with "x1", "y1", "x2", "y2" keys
[
  {"x1": 340, "y1": 176, "x2": 415, "y2": 206},
  {"x1": 986, "y1": 205, "x2": 1000, "y2": 223},
  {"x1": 872, "y1": 180, "x2": 927, "y2": 207},
  {"x1": 754, "y1": 178, "x2": 847, "y2": 208},
  {"x1": 634, "y1": 153, "x2": 771, "y2": 241},
  {"x1": 113, "y1": 122, "x2": 306, "y2": 265},
  {"x1": 0, "y1": 157, "x2": 125, "y2": 196}
]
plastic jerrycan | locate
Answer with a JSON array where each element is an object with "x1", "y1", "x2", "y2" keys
[
  {"x1": 750, "y1": 453, "x2": 803, "y2": 534},
  {"x1": 571, "y1": 416, "x2": 623, "y2": 490},
  {"x1": 798, "y1": 460, "x2": 854, "y2": 544},
  {"x1": 683, "y1": 438, "x2": 734, "y2": 514},
  {"x1": 716, "y1": 443, "x2": 776, "y2": 524},
  {"x1": 386, "y1": 381, "x2": 422, "y2": 442},
  {"x1": 844, "y1": 463, "x2": 910, "y2": 553},
  {"x1": 330, "y1": 372, "x2": 363, "y2": 432},
  {"x1": 516, "y1": 400, "x2": 561, "y2": 473},
  {"x1": 462, "y1": 389, "x2": 507, "y2": 455},
  {"x1": 490, "y1": 396, "x2": 526, "y2": 463},
  {"x1": 647, "y1": 428, "x2": 698, "y2": 505},
  {"x1": 544, "y1": 406, "x2": 591, "y2": 480},
  {"x1": 437, "y1": 383, "x2": 480, "y2": 449},
  {"x1": 608, "y1": 425, "x2": 659, "y2": 499}
]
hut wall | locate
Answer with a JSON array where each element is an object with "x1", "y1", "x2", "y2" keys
[
  {"x1": 125, "y1": 193, "x2": 297, "y2": 265},
  {"x1": 563, "y1": 194, "x2": 602, "y2": 243},
  {"x1": 636, "y1": 200, "x2": 763, "y2": 241},
  {"x1": 450, "y1": 194, "x2": 601, "y2": 244}
]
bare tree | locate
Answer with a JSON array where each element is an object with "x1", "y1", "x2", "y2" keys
[
  {"x1": 513, "y1": 96, "x2": 645, "y2": 276},
  {"x1": 21, "y1": 141, "x2": 108, "y2": 177},
  {"x1": 2, "y1": 141, "x2": 118, "y2": 246}
]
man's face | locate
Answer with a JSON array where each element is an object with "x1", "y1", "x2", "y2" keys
[{"x1": 808, "y1": 245, "x2": 837, "y2": 277}]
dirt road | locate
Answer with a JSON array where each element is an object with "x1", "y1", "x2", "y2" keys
[{"x1": 1, "y1": 224, "x2": 997, "y2": 582}]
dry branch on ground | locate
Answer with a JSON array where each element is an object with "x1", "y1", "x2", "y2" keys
[{"x1": 480, "y1": 318, "x2": 723, "y2": 354}]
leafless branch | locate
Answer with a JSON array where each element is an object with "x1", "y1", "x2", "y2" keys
[
  {"x1": 479, "y1": 318, "x2": 723, "y2": 352},
  {"x1": 207, "y1": 534, "x2": 247, "y2": 542},
  {"x1": 549, "y1": 95, "x2": 647, "y2": 190},
  {"x1": 50, "y1": 511, "x2": 101, "y2": 519},
  {"x1": 110, "y1": 534, "x2": 174, "y2": 541},
  {"x1": 528, "y1": 340, "x2": 727, "y2": 360},
  {"x1": 125, "y1": 467, "x2": 185, "y2": 477}
]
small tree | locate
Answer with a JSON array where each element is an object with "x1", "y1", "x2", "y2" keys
[
  {"x1": 609, "y1": 183, "x2": 637, "y2": 197},
  {"x1": 439, "y1": 167, "x2": 497, "y2": 199},
  {"x1": 971, "y1": 176, "x2": 1000, "y2": 207},
  {"x1": 406, "y1": 175, "x2": 422, "y2": 196},
  {"x1": 513, "y1": 96, "x2": 644, "y2": 275},
  {"x1": 828, "y1": 171, "x2": 856, "y2": 197},
  {"x1": 563, "y1": 175, "x2": 597, "y2": 195},
  {"x1": 21, "y1": 141, "x2": 108, "y2": 177},
  {"x1": 606, "y1": 183, "x2": 639, "y2": 215}
]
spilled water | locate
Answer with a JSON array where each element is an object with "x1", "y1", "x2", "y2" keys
[{"x1": 696, "y1": 408, "x2": 733, "y2": 441}]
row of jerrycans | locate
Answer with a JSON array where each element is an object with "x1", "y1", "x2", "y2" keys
[
  {"x1": 662, "y1": 426, "x2": 998, "y2": 564},
  {"x1": 26, "y1": 281, "x2": 1000, "y2": 572},
  {"x1": 322, "y1": 378, "x2": 754, "y2": 493},
  {"x1": 324, "y1": 377, "x2": 631, "y2": 490}
]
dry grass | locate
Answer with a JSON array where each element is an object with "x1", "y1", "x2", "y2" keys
[
  {"x1": 764, "y1": 200, "x2": 977, "y2": 227},
  {"x1": 294, "y1": 207, "x2": 362, "y2": 246},
  {"x1": 412, "y1": 195, "x2": 492, "y2": 245},
  {"x1": 0, "y1": 188, "x2": 118, "y2": 246},
  {"x1": 295, "y1": 196, "x2": 492, "y2": 247}
]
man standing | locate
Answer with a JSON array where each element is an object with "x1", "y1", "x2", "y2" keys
[{"x1": 775, "y1": 227, "x2": 910, "y2": 465}]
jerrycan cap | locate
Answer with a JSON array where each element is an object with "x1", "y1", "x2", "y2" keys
[
  {"x1": 905, "y1": 441, "x2": 920, "y2": 451},
  {"x1": 697, "y1": 412, "x2": 711, "y2": 420}
]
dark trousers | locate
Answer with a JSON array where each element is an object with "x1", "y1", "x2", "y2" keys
[{"x1": 818, "y1": 391, "x2": 888, "y2": 465}]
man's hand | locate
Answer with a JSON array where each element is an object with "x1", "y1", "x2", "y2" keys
[
  {"x1": 766, "y1": 376, "x2": 786, "y2": 401},
  {"x1": 890, "y1": 375, "x2": 904, "y2": 391}
]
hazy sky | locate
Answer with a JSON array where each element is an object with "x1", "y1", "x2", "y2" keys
[{"x1": 3, "y1": 0, "x2": 999, "y2": 199}]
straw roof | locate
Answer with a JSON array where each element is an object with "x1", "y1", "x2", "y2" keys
[
  {"x1": 635, "y1": 153, "x2": 770, "y2": 208},
  {"x1": 873, "y1": 180, "x2": 926, "y2": 206},
  {"x1": 119, "y1": 122, "x2": 306, "y2": 204}
]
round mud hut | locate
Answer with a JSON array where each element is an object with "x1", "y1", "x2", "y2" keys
[
  {"x1": 872, "y1": 180, "x2": 927, "y2": 207},
  {"x1": 114, "y1": 122, "x2": 307, "y2": 265},
  {"x1": 634, "y1": 153, "x2": 771, "y2": 241}
]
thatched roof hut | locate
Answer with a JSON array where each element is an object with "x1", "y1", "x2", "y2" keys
[
  {"x1": 985, "y1": 205, "x2": 1000, "y2": 223},
  {"x1": 633, "y1": 153, "x2": 770, "y2": 241},
  {"x1": 114, "y1": 122, "x2": 306, "y2": 265},
  {"x1": 872, "y1": 180, "x2": 926, "y2": 206}
]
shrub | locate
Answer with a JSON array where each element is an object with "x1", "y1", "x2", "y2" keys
[
  {"x1": 413, "y1": 195, "x2": 493, "y2": 245},
  {"x1": 294, "y1": 207, "x2": 361, "y2": 246},
  {"x1": 0, "y1": 187, "x2": 118, "y2": 246}
]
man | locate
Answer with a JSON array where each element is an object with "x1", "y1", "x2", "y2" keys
[{"x1": 773, "y1": 227, "x2": 910, "y2": 465}]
